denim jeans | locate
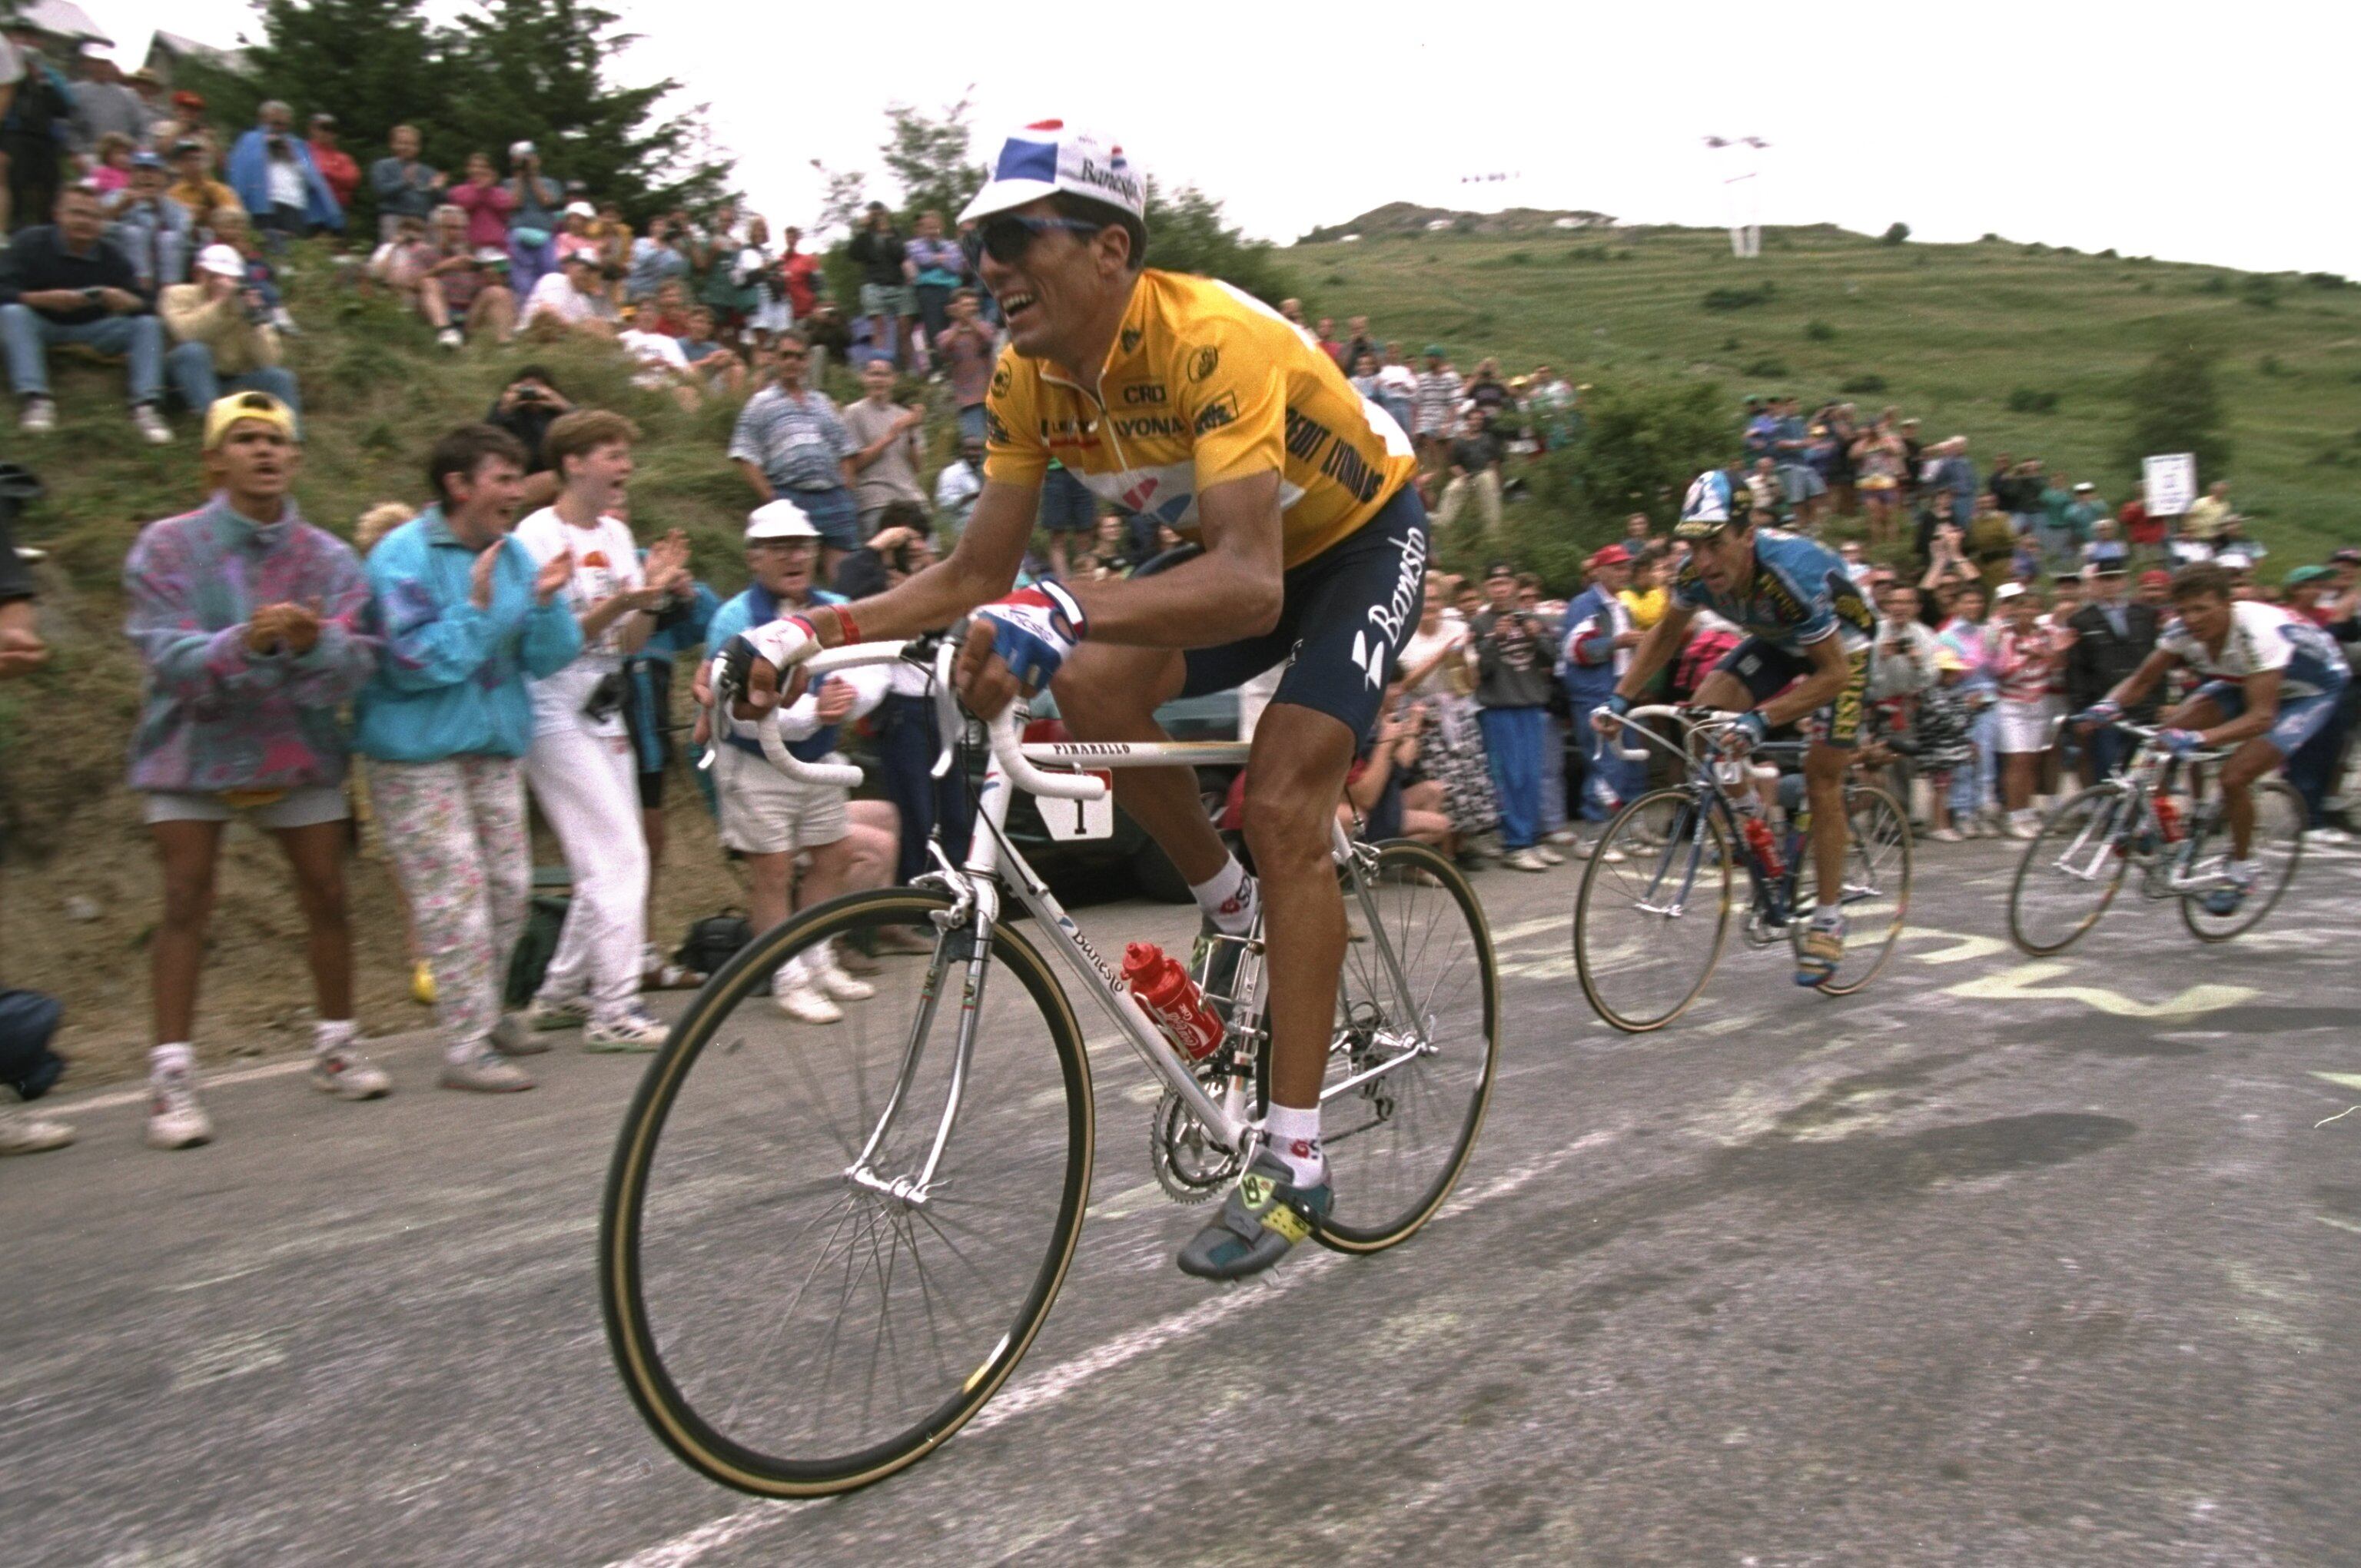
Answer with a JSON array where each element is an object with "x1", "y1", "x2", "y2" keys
[
  {"x1": 164, "y1": 341, "x2": 301, "y2": 421},
  {"x1": 1950, "y1": 703, "x2": 1999, "y2": 819},
  {"x1": 0, "y1": 304, "x2": 164, "y2": 405}
]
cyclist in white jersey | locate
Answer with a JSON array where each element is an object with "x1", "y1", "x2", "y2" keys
[{"x1": 2080, "y1": 562, "x2": 2352, "y2": 912}]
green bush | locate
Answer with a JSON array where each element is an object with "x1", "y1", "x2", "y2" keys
[
  {"x1": 2197, "y1": 275, "x2": 2230, "y2": 295},
  {"x1": 2240, "y1": 275, "x2": 2280, "y2": 308},
  {"x1": 2304, "y1": 271, "x2": 2350, "y2": 290},
  {"x1": 1838, "y1": 374, "x2": 1888, "y2": 395},
  {"x1": 2006, "y1": 387, "x2": 2060, "y2": 414},
  {"x1": 1804, "y1": 320, "x2": 1837, "y2": 342},
  {"x1": 1702, "y1": 282, "x2": 1778, "y2": 311},
  {"x1": 1881, "y1": 223, "x2": 1910, "y2": 244},
  {"x1": 2259, "y1": 354, "x2": 2286, "y2": 377},
  {"x1": 1742, "y1": 357, "x2": 1791, "y2": 377}
]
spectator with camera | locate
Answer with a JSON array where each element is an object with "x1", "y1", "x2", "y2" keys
[
  {"x1": 165, "y1": 138, "x2": 236, "y2": 226},
  {"x1": 503, "y1": 141, "x2": 562, "y2": 303},
  {"x1": 1, "y1": 184, "x2": 171, "y2": 442},
  {"x1": 933, "y1": 432, "x2": 986, "y2": 539},
  {"x1": 356, "y1": 424, "x2": 581, "y2": 1091},
  {"x1": 226, "y1": 100, "x2": 342, "y2": 239},
  {"x1": 626, "y1": 211, "x2": 691, "y2": 304},
  {"x1": 162, "y1": 243, "x2": 301, "y2": 419},
  {"x1": 847, "y1": 201, "x2": 908, "y2": 367},
  {"x1": 484, "y1": 364, "x2": 572, "y2": 507},
  {"x1": 412, "y1": 203, "x2": 516, "y2": 349},
  {"x1": 699, "y1": 500, "x2": 905, "y2": 1022},
  {"x1": 512, "y1": 410, "x2": 690, "y2": 1051},
  {"x1": 124, "y1": 393, "x2": 382, "y2": 1149},
  {"x1": 1473, "y1": 560, "x2": 1558, "y2": 872}
]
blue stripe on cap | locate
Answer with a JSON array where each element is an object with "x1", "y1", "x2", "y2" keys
[{"x1": 995, "y1": 138, "x2": 1058, "y2": 184}]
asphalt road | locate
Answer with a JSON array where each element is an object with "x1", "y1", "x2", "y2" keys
[{"x1": 6, "y1": 836, "x2": 2361, "y2": 1566}]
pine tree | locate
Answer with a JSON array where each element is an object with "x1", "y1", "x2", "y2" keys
[
  {"x1": 2118, "y1": 341, "x2": 2233, "y2": 481},
  {"x1": 440, "y1": 0, "x2": 731, "y2": 221}
]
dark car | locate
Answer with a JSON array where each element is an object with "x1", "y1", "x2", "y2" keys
[{"x1": 985, "y1": 686, "x2": 1244, "y2": 902}]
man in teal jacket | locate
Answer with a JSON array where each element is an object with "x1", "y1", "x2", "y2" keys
[{"x1": 356, "y1": 424, "x2": 578, "y2": 1092}]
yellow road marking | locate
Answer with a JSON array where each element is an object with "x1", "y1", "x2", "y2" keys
[
  {"x1": 2310, "y1": 1072, "x2": 2361, "y2": 1092},
  {"x1": 1942, "y1": 961, "x2": 2255, "y2": 1020}
]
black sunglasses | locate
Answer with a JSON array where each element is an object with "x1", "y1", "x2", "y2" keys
[{"x1": 960, "y1": 214, "x2": 1106, "y2": 272}]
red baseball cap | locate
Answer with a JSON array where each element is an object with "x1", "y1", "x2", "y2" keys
[
  {"x1": 2138, "y1": 569, "x2": 2171, "y2": 589},
  {"x1": 1587, "y1": 543, "x2": 1632, "y2": 570}
]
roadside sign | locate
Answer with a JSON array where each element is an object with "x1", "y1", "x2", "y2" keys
[{"x1": 2143, "y1": 453, "x2": 2198, "y2": 517}]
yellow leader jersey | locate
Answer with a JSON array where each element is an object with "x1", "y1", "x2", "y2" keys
[{"x1": 981, "y1": 269, "x2": 1417, "y2": 569}]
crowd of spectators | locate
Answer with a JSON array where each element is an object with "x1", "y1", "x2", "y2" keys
[{"x1": 2, "y1": 30, "x2": 2357, "y2": 1158}]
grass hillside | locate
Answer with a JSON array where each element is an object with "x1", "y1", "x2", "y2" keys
[
  {"x1": 5, "y1": 221, "x2": 2356, "y2": 1082},
  {"x1": 1303, "y1": 221, "x2": 2361, "y2": 556}
]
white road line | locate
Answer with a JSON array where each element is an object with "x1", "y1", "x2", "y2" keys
[
  {"x1": 48, "y1": 1053, "x2": 320, "y2": 1113},
  {"x1": 603, "y1": 1128, "x2": 1618, "y2": 1568}
]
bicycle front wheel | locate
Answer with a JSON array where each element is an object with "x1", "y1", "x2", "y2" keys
[
  {"x1": 1792, "y1": 784, "x2": 1912, "y2": 995},
  {"x1": 601, "y1": 888, "x2": 1093, "y2": 1497},
  {"x1": 2180, "y1": 779, "x2": 2306, "y2": 942},
  {"x1": 1317, "y1": 841, "x2": 1499, "y2": 1254},
  {"x1": 2009, "y1": 785, "x2": 2135, "y2": 955},
  {"x1": 1575, "y1": 788, "x2": 1733, "y2": 1032}
]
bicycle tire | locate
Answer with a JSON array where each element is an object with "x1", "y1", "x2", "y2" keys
[
  {"x1": 600, "y1": 887, "x2": 1093, "y2": 1497},
  {"x1": 2180, "y1": 779, "x2": 2306, "y2": 942},
  {"x1": 1795, "y1": 784, "x2": 1912, "y2": 995},
  {"x1": 2008, "y1": 784, "x2": 2136, "y2": 956},
  {"x1": 1317, "y1": 840, "x2": 1500, "y2": 1254},
  {"x1": 1574, "y1": 787, "x2": 1734, "y2": 1033}
]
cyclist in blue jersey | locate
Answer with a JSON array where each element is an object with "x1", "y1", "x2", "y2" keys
[
  {"x1": 2078, "y1": 561, "x2": 2351, "y2": 913},
  {"x1": 1594, "y1": 470, "x2": 1878, "y2": 984}
]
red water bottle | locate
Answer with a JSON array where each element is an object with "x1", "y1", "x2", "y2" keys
[
  {"x1": 2153, "y1": 796, "x2": 2183, "y2": 844},
  {"x1": 1121, "y1": 943, "x2": 1224, "y2": 1061},
  {"x1": 1741, "y1": 815, "x2": 1785, "y2": 879}
]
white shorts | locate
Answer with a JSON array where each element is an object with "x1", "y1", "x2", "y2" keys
[
  {"x1": 1994, "y1": 696, "x2": 2060, "y2": 754},
  {"x1": 141, "y1": 783, "x2": 351, "y2": 829},
  {"x1": 713, "y1": 742, "x2": 850, "y2": 856}
]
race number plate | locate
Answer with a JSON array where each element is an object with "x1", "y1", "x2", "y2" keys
[{"x1": 1040, "y1": 771, "x2": 1115, "y2": 842}]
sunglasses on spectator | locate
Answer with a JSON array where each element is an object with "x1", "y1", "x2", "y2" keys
[{"x1": 961, "y1": 214, "x2": 1106, "y2": 271}]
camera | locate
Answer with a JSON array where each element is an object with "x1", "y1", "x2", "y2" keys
[{"x1": 582, "y1": 669, "x2": 626, "y2": 725}]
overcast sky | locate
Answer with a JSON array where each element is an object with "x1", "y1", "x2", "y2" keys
[{"x1": 84, "y1": 0, "x2": 2357, "y2": 275}]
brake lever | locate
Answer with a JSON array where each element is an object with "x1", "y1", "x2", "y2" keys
[{"x1": 930, "y1": 634, "x2": 963, "y2": 780}]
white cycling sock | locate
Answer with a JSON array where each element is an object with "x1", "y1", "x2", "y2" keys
[
  {"x1": 150, "y1": 1042, "x2": 195, "y2": 1081},
  {"x1": 1190, "y1": 858, "x2": 1257, "y2": 936},
  {"x1": 312, "y1": 1018, "x2": 358, "y2": 1057},
  {"x1": 1264, "y1": 1101, "x2": 1325, "y2": 1184}
]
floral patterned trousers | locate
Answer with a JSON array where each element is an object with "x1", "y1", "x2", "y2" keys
[{"x1": 368, "y1": 756, "x2": 530, "y2": 1055}]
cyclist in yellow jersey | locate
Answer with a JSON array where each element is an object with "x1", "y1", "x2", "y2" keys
[{"x1": 730, "y1": 121, "x2": 1428, "y2": 1281}]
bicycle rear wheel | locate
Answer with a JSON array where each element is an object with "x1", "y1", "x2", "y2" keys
[
  {"x1": 2009, "y1": 785, "x2": 2135, "y2": 955},
  {"x1": 601, "y1": 889, "x2": 1093, "y2": 1497},
  {"x1": 1317, "y1": 841, "x2": 1499, "y2": 1253},
  {"x1": 1574, "y1": 788, "x2": 1733, "y2": 1032},
  {"x1": 2180, "y1": 779, "x2": 2305, "y2": 941},
  {"x1": 1792, "y1": 784, "x2": 1912, "y2": 995}
]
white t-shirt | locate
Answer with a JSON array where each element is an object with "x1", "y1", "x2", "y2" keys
[
  {"x1": 1375, "y1": 364, "x2": 1418, "y2": 398},
  {"x1": 0, "y1": 39, "x2": 25, "y2": 89},
  {"x1": 526, "y1": 270, "x2": 614, "y2": 328},
  {"x1": 512, "y1": 507, "x2": 645, "y2": 734},
  {"x1": 1400, "y1": 624, "x2": 1469, "y2": 701},
  {"x1": 265, "y1": 151, "x2": 307, "y2": 210},
  {"x1": 618, "y1": 328, "x2": 688, "y2": 390}
]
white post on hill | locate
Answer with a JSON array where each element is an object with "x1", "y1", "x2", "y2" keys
[{"x1": 1705, "y1": 135, "x2": 1768, "y2": 257}]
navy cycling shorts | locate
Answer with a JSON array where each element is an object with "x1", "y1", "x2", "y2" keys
[
  {"x1": 2189, "y1": 679, "x2": 2344, "y2": 757},
  {"x1": 1132, "y1": 482, "x2": 1429, "y2": 746},
  {"x1": 1713, "y1": 634, "x2": 1873, "y2": 749}
]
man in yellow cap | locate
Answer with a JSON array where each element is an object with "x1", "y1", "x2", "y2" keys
[{"x1": 121, "y1": 392, "x2": 382, "y2": 1150}]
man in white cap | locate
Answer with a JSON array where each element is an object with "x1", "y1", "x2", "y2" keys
[
  {"x1": 161, "y1": 242, "x2": 301, "y2": 419},
  {"x1": 696, "y1": 500, "x2": 898, "y2": 1022},
  {"x1": 727, "y1": 118, "x2": 1429, "y2": 1282},
  {"x1": 523, "y1": 247, "x2": 618, "y2": 339}
]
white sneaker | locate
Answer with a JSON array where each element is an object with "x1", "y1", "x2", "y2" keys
[
  {"x1": 1542, "y1": 827, "x2": 1579, "y2": 845},
  {"x1": 437, "y1": 326, "x2": 463, "y2": 350},
  {"x1": 812, "y1": 943, "x2": 876, "y2": 1002},
  {"x1": 584, "y1": 1008, "x2": 668, "y2": 1052},
  {"x1": 438, "y1": 1047, "x2": 534, "y2": 1093},
  {"x1": 490, "y1": 1012, "x2": 550, "y2": 1056},
  {"x1": 1532, "y1": 845, "x2": 1566, "y2": 867},
  {"x1": 310, "y1": 1047, "x2": 392, "y2": 1100},
  {"x1": 18, "y1": 397, "x2": 56, "y2": 434},
  {"x1": 1504, "y1": 847, "x2": 1550, "y2": 872},
  {"x1": 130, "y1": 404, "x2": 171, "y2": 445},
  {"x1": 775, "y1": 968, "x2": 843, "y2": 1024},
  {"x1": 0, "y1": 1108, "x2": 75, "y2": 1154},
  {"x1": 146, "y1": 1071, "x2": 213, "y2": 1150},
  {"x1": 2007, "y1": 811, "x2": 2038, "y2": 840},
  {"x1": 526, "y1": 994, "x2": 592, "y2": 1032},
  {"x1": 1597, "y1": 844, "x2": 1628, "y2": 864},
  {"x1": 1928, "y1": 826, "x2": 1964, "y2": 843}
]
